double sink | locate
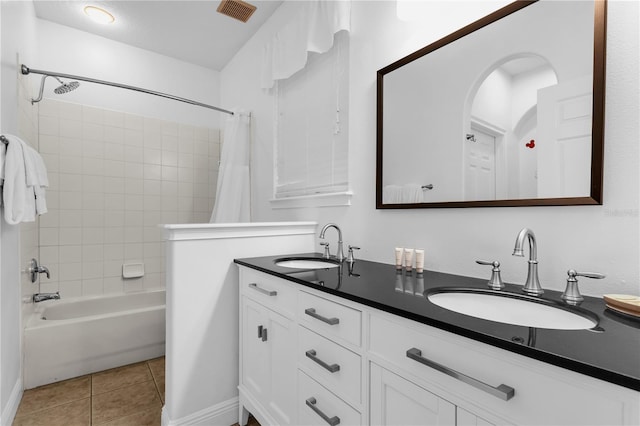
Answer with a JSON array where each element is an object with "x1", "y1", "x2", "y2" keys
[{"x1": 274, "y1": 256, "x2": 600, "y2": 331}]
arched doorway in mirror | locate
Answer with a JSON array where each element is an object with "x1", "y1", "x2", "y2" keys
[{"x1": 464, "y1": 54, "x2": 558, "y2": 201}]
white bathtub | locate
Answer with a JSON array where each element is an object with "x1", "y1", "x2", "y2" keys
[{"x1": 24, "y1": 289, "x2": 165, "y2": 389}]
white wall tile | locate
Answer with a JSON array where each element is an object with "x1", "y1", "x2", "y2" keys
[
  {"x1": 59, "y1": 209, "x2": 83, "y2": 228},
  {"x1": 60, "y1": 120, "x2": 82, "y2": 139},
  {"x1": 104, "y1": 193, "x2": 125, "y2": 211},
  {"x1": 59, "y1": 262, "x2": 82, "y2": 281},
  {"x1": 103, "y1": 277, "x2": 124, "y2": 294},
  {"x1": 162, "y1": 166, "x2": 178, "y2": 182},
  {"x1": 103, "y1": 110, "x2": 124, "y2": 128},
  {"x1": 39, "y1": 116, "x2": 59, "y2": 136},
  {"x1": 59, "y1": 228, "x2": 83, "y2": 246},
  {"x1": 58, "y1": 155, "x2": 83, "y2": 174},
  {"x1": 144, "y1": 164, "x2": 162, "y2": 180},
  {"x1": 83, "y1": 245, "x2": 104, "y2": 262},
  {"x1": 39, "y1": 101, "x2": 217, "y2": 299},
  {"x1": 104, "y1": 244, "x2": 124, "y2": 260},
  {"x1": 60, "y1": 245, "x2": 82, "y2": 263},
  {"x1": 144, "y1": 148, "x2": 162, "y2": 165},
  {"x1": 82, "y1": 278, "x2": 104, "y2": 296},
  {"x1": 59, "y1": 280, "x2": 83, "y2": 298},
  {"x1": 58, "y1": 102, "x2": 82, "y2": 121},
  {"x1": 82, "y1": 262, "x2": 104, "y2": 279}
]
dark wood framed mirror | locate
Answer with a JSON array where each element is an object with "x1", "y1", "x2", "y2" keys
[{"x1": 376, "y1": 0, "x2": 606, "y2": 209}]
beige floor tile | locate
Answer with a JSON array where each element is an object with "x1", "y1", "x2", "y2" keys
[
  {"x1": 13, "y1": 397, "x2": 90, "y2": 426},
  {"x1": 153, "y1": 374, "x2": 165, "y2": 404},
  {"x1": 147, "y1": 357, "x2": 164, "y2": 381},
  {"x1": 97, "y1": 407, "x2": 162, "y2": 426},
  {"x1": 92, "y1": 362, "x2": 153, "y2": 396},
  {"x1": 92, "y1": 380, "x2": 162, "y2": 425},
  {"x1": 15, "y1": 376, "x2": 91, "y2": 417}
]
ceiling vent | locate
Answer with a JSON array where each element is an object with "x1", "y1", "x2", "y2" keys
[{"x1": 217, "y1": 0, "x2": 257, "y2": 23}]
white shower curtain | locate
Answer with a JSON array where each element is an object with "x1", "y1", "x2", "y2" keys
[{"x1": 209, "y1": 110, "x2": 251, "y2": 223}]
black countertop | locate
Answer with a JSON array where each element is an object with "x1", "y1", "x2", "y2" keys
[{"x1": 235, "y1": 253, "x2": 640, "y2": 392}]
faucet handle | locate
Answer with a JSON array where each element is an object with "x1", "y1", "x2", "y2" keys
[
  {"x1": 562, "y1": 269, "x2": 606, "y2": 305},
  {"x1": 347, "y1": 246, "x2": 360, "y2": 263},
  {"x1": 320, "y1": 242, "x2": 331, "y2": 259},
  {"x1": 476, "y1": 260, "x2": 504, "y2": 290}
]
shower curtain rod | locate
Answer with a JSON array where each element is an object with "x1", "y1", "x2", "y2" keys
[{"x1": 21, "y1": 65, "x2": 234, "y2": 115}]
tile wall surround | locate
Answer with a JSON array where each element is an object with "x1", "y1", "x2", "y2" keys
[{"x1": 36, "y1": 99, "x2": 220, "y2": 298}]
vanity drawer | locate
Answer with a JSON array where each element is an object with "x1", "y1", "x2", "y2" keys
[
  {"x1": 369, "y1": 313, "x2": 631, "y2": 426},
  {"x1": 298, "y1": 325, "x2": 362, "y2": 406},
  {"x1": 298, "y1": 291, "x2": 362, "y2": 347},
  {"x1": 297, "y1": 370, "x2": 361, "y2": 426},
  {"x1": 240, "y1": 268, "x2": 296, "y2": 317}
]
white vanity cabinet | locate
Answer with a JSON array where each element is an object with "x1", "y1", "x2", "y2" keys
[
  {"x1": 239, "y1": 268, "x2": 298, "y2": 426},
  {"x1": 238, "y1": 266, "x2": 640, "y2": 426}
]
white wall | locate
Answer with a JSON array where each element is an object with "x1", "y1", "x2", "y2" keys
[
  {"x1": 35, "y1": 19, "x2": 223, "y2": 129},
  {"x1": 221, "y1": 0, "x2": 640, "y2": 297},
  {"x1": 0, "y1": 1, "x2": 40, "y2": 423}
]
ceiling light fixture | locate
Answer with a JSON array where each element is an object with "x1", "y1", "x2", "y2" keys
[{"x1": 84, "y1": 5, "x2": 115, "y2": 24}]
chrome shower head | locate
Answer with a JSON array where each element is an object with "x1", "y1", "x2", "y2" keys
[{"x1": 53, "y1": 77, "x2": 80, "y2": 94}]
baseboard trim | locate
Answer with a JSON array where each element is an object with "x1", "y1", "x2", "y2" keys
[
  {"x1": 1, "y1": 377, "x2": 23, "y2": 426},
  {"x1": 162, "y1": 397, "x2": 238, "y2": 426}
]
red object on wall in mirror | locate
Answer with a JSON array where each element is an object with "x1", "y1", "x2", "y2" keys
[{"x1": 526, "y1": 140, "x2": 535, "y2": 149}]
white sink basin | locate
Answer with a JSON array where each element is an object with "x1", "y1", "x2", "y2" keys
[
  {"x1": 275, "y1": 257, "x2": 340, "y2": 270},
  {"x1": 427, "y1": 288, "x2": 598, "y2": 330}
]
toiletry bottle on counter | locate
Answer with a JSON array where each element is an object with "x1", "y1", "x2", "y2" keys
[
  {"x1": 415, "y1": 249, "x2": 425, "y2": 273},
  {"x1": 404, "y1": 248, "x2": 414, "y2": 272},
  {"x1": 395, "y1": 248, "x2": 404, "y2": 270}
]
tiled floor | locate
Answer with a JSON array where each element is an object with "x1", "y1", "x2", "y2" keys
[{"x1": 13, "y1": 357, "x2": 165, "y2": 426}]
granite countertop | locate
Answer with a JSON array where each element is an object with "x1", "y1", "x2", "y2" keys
[{"x1": 235, "y1": 253, "x2": 640, "y2": 392}]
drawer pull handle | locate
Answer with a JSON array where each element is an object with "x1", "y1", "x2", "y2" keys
[
  {"x1": 306, "y1": 349, "x2": 341, "y2": 373},
  {"x1": 249, "y1": 283, "x2": 277, "y2": 297},
  {"x1": 305, "y1": 308, "x2": 339, "y2": 325},
  {"x1": 406, "y1": 348, "x2": 515, "y2": 401},
  {"x1": 305, "y1": 397, "x2": 340, "y2": 426},
  {"x1": 257, "y1": 325, "x2": 267, "y2": 342}
]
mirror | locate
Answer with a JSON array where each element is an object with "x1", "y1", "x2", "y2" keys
[{"x1": 376, "y1": 0, "x2": 606, "y2": 208}]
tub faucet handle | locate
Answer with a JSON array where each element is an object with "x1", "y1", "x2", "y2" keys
[
  {"x1": 476, "y1": 260, "x2": 504, "y2": 290},
  {"x1": 28, "y1": 258, "x2": 50, "y2": 283}
]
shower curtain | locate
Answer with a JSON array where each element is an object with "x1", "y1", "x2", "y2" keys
[{"x1": 210, "y1": 110, "x2": 251, "y2": 223}]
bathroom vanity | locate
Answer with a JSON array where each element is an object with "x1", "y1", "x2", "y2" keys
[{"x1": 235, "y1": 254, "x2": 640, "y2": 426}]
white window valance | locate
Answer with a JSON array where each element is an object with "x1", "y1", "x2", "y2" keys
[{"x1": 260, "y1": 0, "x2": 351, "y2": 89}]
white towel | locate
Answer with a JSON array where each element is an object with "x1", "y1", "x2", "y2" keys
[
  {"x1": 1, "y1": 134, "x2": 48, "y2": 224},
  {"x1": 23, "y1": 143, "x2": 48, "y2": 214}
]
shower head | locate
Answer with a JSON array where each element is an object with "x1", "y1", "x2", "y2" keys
[{"x1": 53, "y1": 77, "x2": 80, "y2": 94}]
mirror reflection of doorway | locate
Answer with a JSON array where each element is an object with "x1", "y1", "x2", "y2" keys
[
  {"x1": 465, "y1": 54, "x2": 558, "y2": 200},
  {"x1": 464, "y1": 128, "x2": 496, "y2": 201}
]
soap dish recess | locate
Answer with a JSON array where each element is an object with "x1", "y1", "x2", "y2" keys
[{"x1": 122, "y1": 263, "x2": 144, "y2": 279}]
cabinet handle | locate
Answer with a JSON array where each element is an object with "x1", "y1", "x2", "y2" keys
[
  {"x1": 406, "y1": 348, "x2": 515, "y2": 401},
  {"x1": 261, "y1": 327, "x2": 268, "y2": 342},
  {"x1": 305, "y1": 308, "x2": 340, "y2": 325},
  {"x1": 257, "y1": 325, "x2": 263, "y2": 339},
  {"x1": 249, "y1": 283, "x2": 277, "y2": 297},
  {"x1": 305, "y1": 397, "x2": 340, "y2": 426},
  {"x1": 305, "y1": 349, "x2": 341, "y2": 373}
]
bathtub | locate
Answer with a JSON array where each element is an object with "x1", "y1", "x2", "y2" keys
[{"x1": 24, "y1": 289, "x2": 165, "y2": 389}]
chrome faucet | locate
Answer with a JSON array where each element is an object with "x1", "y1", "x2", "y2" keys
[
  {"x1": 319, "y1": 223, "x2": 345, "y2": 262},
  {"x1": 512, "y1": 228, "x2": 543, "y2": 296},
  {"x1": 33, "y1": 292, "x2": 60, "y2": 303}
]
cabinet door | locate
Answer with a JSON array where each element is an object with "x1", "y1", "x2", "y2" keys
[
  {"x1": 268, "y1": 305, "x2": 297, "y2": 425},
  {"x1": 242, "y1": 297, "x2": 270, "y2": 401},
  {"x1": 370, "y1": 363, "x2": 456, "y2": 426},
  {"x1": 456, "y1": 407, "x2": 495, "y2": 426}
]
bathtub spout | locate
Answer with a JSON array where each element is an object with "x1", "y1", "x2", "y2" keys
[{"x1": 33, "y1": 292, "x2": 60, "y2": 303}]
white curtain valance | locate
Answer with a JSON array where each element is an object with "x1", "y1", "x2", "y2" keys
[{"x1": 260, "y1": 0, "x2": 351, "y2": 89}]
